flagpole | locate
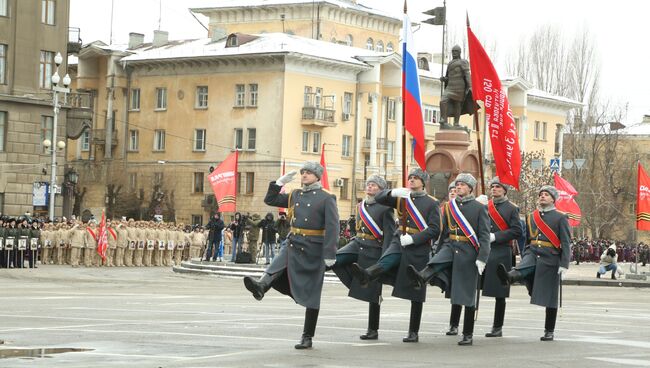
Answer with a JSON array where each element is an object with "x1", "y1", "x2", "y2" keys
[
  {"x1": 467, "y1": 16, "x2": 485, "y2": 195},
  {"x1": 401, "y1": 0, "x2": 408, "y2": 234},
  {"x1": 439, "y1": 0, "x2": 446, "y2": 99}
]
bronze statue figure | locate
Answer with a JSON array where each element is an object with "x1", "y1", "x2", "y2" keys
[{"x1": 440, "y1": 45, "x2": 476, "y2": 127}]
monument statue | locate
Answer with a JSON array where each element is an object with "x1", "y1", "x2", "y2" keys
[{"x1": 439, "y1": 45, "x2": 476, "y2": 127}]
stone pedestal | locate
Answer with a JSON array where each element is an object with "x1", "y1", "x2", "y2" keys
[{"x1": 425, "y1": 130, "x2": 481, "y2": 199}]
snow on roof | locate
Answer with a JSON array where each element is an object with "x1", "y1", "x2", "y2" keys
[
  {"x1": 68, "y1": 55, "x2": 78, "y2": 65},
  {"x1": 622, "y1": 117, "x2": 650, "y2": 135},
  {"x1": 528, "y1": 88, "x2": 583, "y2": 107},
  {"x1": 120, "y1": 32, "x2": 389, "y2": 67},
  {"x1": 191, "y1": 0, "x2": 400, "y2": 22}
]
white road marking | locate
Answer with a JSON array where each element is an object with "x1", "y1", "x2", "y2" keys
[{"x1": 585, "y1": 357, "x2": 650, "y2": 366}]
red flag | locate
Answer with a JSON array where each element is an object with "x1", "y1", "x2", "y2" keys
[
  {"x1": 637, "y1": 162, "x2": 650, "y2": 231},
  {"x1": 208, "y1": 151, "x2": 238, "y2": 212},
  {"x1": 553, "y1": 172, "x2": 582, "y2": 227},
  {"x1": 96, "y1": 210, "x2": 108, "y2": 260},
  {"x1": 320, "y1": 143, "x2": 330, "y2": 190},
  {"x1": 467, "y1": 23, "x2": 521, "y2": 189},
  {"x1": 402, "y1": 11, "x2": 427, "y2": 170}
]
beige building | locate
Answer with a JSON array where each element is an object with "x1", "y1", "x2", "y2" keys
[
  {"x1": 65, "y1": 0, "x2": 578, "y2": 225},
  {"x1": 0, "y1": 0, "x2": 90, "y2": 218}
]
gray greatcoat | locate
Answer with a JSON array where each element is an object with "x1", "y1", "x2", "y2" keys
[
  {"x1": 430, "y1": 196, "x2": 490, "y2": 307},
  {"x1": 264, "y1": 181, "x2": 339, "y2": 309},
  {"x1": 516, "y1": 208, "x2": 571, "y2": 308},
  {"x1": 334, "y1": 199, "x2": 395, "y2": 303},
  {"x1": 482, "y1": 198, "x2": 522, "y2": 298},
  {"x1": 376, "y1": 189, "x2": 441, "y2": 303}
]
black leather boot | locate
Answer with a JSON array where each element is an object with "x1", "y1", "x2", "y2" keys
[
  {"x1": 446, "y1": 326, "x2": 458, "y2": 336},
  {"x1": 243, "y1": 272, "x2": 276, "y2": 301},
  {"x1": 402, "y1": 331, "x2": 418, "y2": 343},
  {"x1": 360, "y1": 303, "x2": 380, "y2": 340},
  {"x1": 485, "y1": 327, "x2": 502, "y2": 337},
  {"x1": 497, "y1": 264, "x2": 522, "y2": 286},
  {"x1": 446, "y1": 304, "x2": 461, "y2": 335},
  {"x1": 596, "y1": 272, "x2": 601, "y2": 278},
  {"x1": 611, "y1": 272, "x2": 616, "y2": 280},
  {"x1": 458, "y1": 334, "x2": 473, "y2": 345},
  {"x1": 540, "y1": 330, "x2": 554, "y2": 341},
  {"x1": 350, "y1": 263, "x2": 384, "y2": 287},
  {"x1": 360, "y1": 330, "x2": 378, "y2": 340},
  {"x1": 406, "y1": 265, "x2": 437, "y2": 289},
  {"x1": 403, "y1": 302, "x2": 421, "y2": 343},
  {"x1": 295, "y1": 334, "x2": 313, "y2": 349}
]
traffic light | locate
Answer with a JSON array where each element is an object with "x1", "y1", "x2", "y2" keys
[{"x1": 423, "y1": 6, "x2": 445, "y2": 26}]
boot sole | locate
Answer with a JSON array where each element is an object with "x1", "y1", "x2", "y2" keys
[{"x1": 243, "y1": 277, "x2": 264, "y2": 301}]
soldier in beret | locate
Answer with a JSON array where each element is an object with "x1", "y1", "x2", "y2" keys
[
  {"x1": 407, "y1": 173, "x2": 490, "y2": 346},
  {"x1": 244, "y1": 161, "x2": 339, "y2": 349},
  {"x1": 331, "y1": 174, "x2": 395, "y2": 340},
  {"x1": 350, "y1": 168, "x2": 441, "y2": 343},
  {"x1": 497, "y1": 185, "x2": 570, "y2": 342}
]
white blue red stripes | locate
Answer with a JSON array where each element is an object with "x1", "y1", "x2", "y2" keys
[
  {"x1": 358, "y1": 201, "x2": 383, "y2": 239},
  {"x1": 402, "y1": 13, "x2": 426, "y2": 171},
  {"x1": 449, "y1": 199, "x2": 479, "y2": 251},
  {"x1": 405, "y1": 196, "x2": 427, "y2": 231}
]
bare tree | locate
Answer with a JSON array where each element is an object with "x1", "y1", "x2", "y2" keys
[{"x1": 507, "y1": 150, "x2": 553, "y2": 216}]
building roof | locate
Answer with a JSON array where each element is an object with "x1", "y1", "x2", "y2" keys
[
  {"x1": 191, "y1": 0, "x2": 400, "y2": 22},
  {"x1": 527, "y1": 88, "x2": 583, "y2": 108},
  {"x1": 120, "y1": 32, "x2": 388, "y2": 68},
  {"x1": 622, "y1": 116, "x2": 650, "y2": 135}
]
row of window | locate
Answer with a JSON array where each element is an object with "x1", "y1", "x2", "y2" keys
[
  {"x1": 365, "y1": 38, "x2": 394, "y2": 53},
  {"x1": 0, "y1": 46, "x2": 54, "y2": 89},
  {"x1": 129, "y1": 84, "x2": 259, "y2": 111},
  {"x1": 127, "y1": 171, "x2": 256, "y2": 196},
  {"x1": 0, "y1": 0, "x2": 55, "y2": 23}
]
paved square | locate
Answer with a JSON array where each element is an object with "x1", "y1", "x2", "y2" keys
[{"x1": 1, "y1": 266, "x2": 650, "y2": 367}]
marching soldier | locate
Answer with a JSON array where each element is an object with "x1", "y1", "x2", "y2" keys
[
  {"x1": 480, "y1": 177, "x2": 522, "y2": 337},
  {"x1": 331, "y1": 174, "x2": 395, "y2": 340},
  {"x1": 243, "y1": 162, "x2": 339, "y2": 349},
  {"x1": 497, "y1": 185, "x2": 571, "y2": 341},
  {"x1": 406, "y1": 173, "x2": 490, "y2": 346},
  {"x1": 350, "y1": 168, "x2": 441, "y2": 343}
]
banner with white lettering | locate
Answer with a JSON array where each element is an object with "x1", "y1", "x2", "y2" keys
[{"x1": 207, "y1": 151, "x2": 239, "y2": 212}]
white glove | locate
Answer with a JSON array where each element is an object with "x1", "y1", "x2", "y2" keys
[
  {"x1": 324, "y1": 259, "x2": 336, "y2": 267},
  {"x1": 489, "y1": 233, "x2": 496, "y2": 243},
  {"x1": 558, "y1": 266, "x2": 568, "y2": 280},
  {"x1": 400, "y1": 234, "x2": 414, "y2": 247},
  {"x1": 475, "y1": 260, "x2": 486, "y2": 275},
  {"x1": 391, "y1": 187, "x2": 411, "y2": 198},
  {"x1": 275, "y1": 170, "x2": 297, "y2": 186}
]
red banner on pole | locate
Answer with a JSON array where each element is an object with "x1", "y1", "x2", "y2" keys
[
  {"x1": 207, "y1": 151, "x2": 238, "y2": 213},
  {"x1": 637, "y1": 162, "x2": 650, "y2": 231},
  {"x1": 96, "y1": 210, "x2": 108, "y2": 260},
  {"x1": 320, "y1": 144, "x2": 330, "y2": 190},
  {"x1": 554, "y1": 172, "x2": 581, "y2": 227},
  {"x1": 467, "y1": 23, "x2": 521, "y2": 189}
]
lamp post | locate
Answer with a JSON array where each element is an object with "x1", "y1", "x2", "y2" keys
[{"x1": 43, "y1": 52, "x2": 71, "y2": 221}]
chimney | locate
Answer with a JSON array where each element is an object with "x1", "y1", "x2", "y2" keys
[
  {"x1": 128, "y1": 32, "x2": 145, "y2": 49},
  {"x1": 152, "y1": 30, "x2": 169, "y2": 47}
]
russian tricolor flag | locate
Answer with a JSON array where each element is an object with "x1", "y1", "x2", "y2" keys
[{"x1": 402, "y1": 10, "x2": 427, "y2": 171}]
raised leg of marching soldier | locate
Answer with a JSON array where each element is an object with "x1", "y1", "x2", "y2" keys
[{"x1": 496, "y1": 185, "x2": 570, "y2": 342}]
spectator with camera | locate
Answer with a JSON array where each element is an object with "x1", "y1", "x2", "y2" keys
[
  {"x1": 597, "y1": 244, "x2": 619, "y2": 280},
  {"x1": 259, "y1": 213, "x2": 277, "y2": 265},
  {"x1": 275, "y1": 212, "x2": 290, "y2": 250}
]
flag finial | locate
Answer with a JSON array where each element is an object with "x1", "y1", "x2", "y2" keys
[
  {"x1": 466, "y1": 12, "x2": 470, "y2": 27},
  {"x1": 403, "y1": 0, "x2": 407, "y2": 13}
]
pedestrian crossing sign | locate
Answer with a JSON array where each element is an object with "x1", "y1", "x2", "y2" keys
[{"x1": 550, "y1": 158, "x2": 560, "y2": 171}]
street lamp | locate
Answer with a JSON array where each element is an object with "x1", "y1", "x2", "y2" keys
[{"x1": 43, "y1": 52, "x2": 71, "y2": 221}]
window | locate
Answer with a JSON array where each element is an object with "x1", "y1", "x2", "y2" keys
[
  {"x1": 153, "y1": 129, "x2": 165, "y2": 151},
  {"x1": 376, "y1": 40, "x2": 384, "y2": 52},
  {"x1": 130, "y1": 88, "x2": 140, "y2": 110},
  {"x1": 554, "y1": 124, "x2": 563, "y2": 155},
  {"x1": 0, "y1": 0, "x2": 8, "y2": 17},
  {"x1": 387, "y1": 141, "x2": 395, "y2": 162},
  {"x1": 534, "y1": 121, "x2": 548, "y2": 140},
  {"x1": 315, "y1": 87, "x2": 322, "y2": 108},
  {"x1": 236, "y1": 172, "x2": 242, "y2": 194},
  {"x1": 41, "y1": 116, "x2": 53, "y2": 149},
  {"x1": 340, "y1": 178, "x2": 349, "y2": 200},
  {"x1": 342, "y1": 135, "x2": 351, "y2": 157},
  {"x1": 312, "y1": 132, "x2": 321, "y2": 153},
  {"x1": 423, "y1": 105, "x2": 439, "y2": 124},
  {"x1": 543, "y1": 121, "x2": 548, "y2": 140},
  {"x1": 193, "y1": 172, "x2": 204, "y2": 193},
  {"x1": 365, "y1": 119, "x2": 372, "y2": 138},
  {"x1": 128, "y1": 130, "x2": 139, "y2": 151},
  {"x1": 0, "y1": 44, "x2": 6, "y2": 84},
  {"x1": 80, "y1": 130, "x2": 90, "y2": 151},
  {"x1": 39, "y1": 51, "x2": 54, "y2": 89},
  {"x1": 129, "y1": 173, "x2": 137, "y2": 191},
  {"x1": 345, "y1": 34, "x2": 353, "y2": 46},
  {"x1": 234, "y1": 128, "x2": 243, "y2": 149},
  {"x1": 304, "y1": 86, "x2": 313, "y2": 107},
  {"x1": 245, "y1": 172, "x2": 255, "y2": 194},
  {"x1": 41, "y1": 0, "x2": 55, "y2": 25},
  {"x1": 196, "y1": 86, "x2": 208, "y2": 108},
  {"x1": 0, "y1": 193, "x2": 3, "y2": 215},
  {"x1": 343, "y1": 92, "x2": 353, "y2": 114},
  {"x1": 386, "y1": 42, "x2": 394, "y2": 52},
  {"x1": 247, "y1": 128, "x2": 256, "y2": 150},
  {"x1": 194, "y1": 129, "x2": 206, "y2": 151},
  {"x1": 0, "y1": 111, "x2": 6, "y2": 152},
  {"x1": 387, "y1": 98, "x2": 396, "y2": 121},
  {"x1": 235, "y1": 84, "x2": 245, "y2": 107},
  {"x1": 302, "y1": 131, "x2": 309, "y2": 152},
  {"x1": 153, "y1": 172, "x2": 163, "y2": 185},
  {"x1": 366, "y1": 38, "x2": 374, "y2": 50},
  {"x1": 155, "y1": 87, "x2": 167, "y2": 110},
  {"x1": 191, "y1": 215, "x2": 203, "y2": 226},
  {"x1": 249, "y1": 84, "x2": 258, "y2": 106}
]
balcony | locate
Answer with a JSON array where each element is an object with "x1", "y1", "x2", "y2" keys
[
  {"x1": 92, "y1": 129, "x2": 118, "y2": 147},
  {"x1": 301, "y1": 106, "x2": 336, "y2": 127},
  {"x1": 361, "y1": 137, "x2": 388, "y2": 152},
  {"x1": 65, "y1": 92, "x2": 94, "y2": 139},
  {"x1": 68, "y1": 27, "x2": 83, "y2": 54}
]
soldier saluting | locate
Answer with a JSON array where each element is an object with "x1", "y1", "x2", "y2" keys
[
  {"x1": 331, "y1": 174, "x2": 395, "y2": 340},
  {"x1": 350, "y1": 168, "x2": 441, "y2": 343},
  {"x1": 243, "y1": 162, "x2": 339, "y2": 349},
  {"x1": 497, "y1": 185, "x2": 570, "y2": 342},
  {"x1": 406, "y1": 173, "x2": 490, "y2": 346}
]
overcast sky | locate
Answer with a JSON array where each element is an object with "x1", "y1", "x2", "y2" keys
[{"x1": 70, "y1": 0, "x2": 650, "y2": 125}]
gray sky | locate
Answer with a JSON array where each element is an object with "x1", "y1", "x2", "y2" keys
[{"x1": 70, "y1": 0, "x2": 650, "y2": 125}]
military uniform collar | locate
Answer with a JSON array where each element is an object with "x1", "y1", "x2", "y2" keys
[
  {"x1": 301, "y1": 182, "x2": 323, "y2": 192},
  {"x1": 456, "y1": 194, "x2": 475, "y2": 203},
  {"x1": 410, "y1": 189, "x2": 427, "y2": 198},
  {"x1": 492, "y1": 196, "x2": 508, "y2": 204},
  {"x1": 365, "y1": 196, "x2": 377, "y2": 204},
  {"x1": 537, "y1": 204, "x2": 556, "y2": 212}
]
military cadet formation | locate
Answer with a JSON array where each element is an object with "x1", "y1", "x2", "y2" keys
[
  {"x1": 244, "y1": 161, "x2": 572, "y2": 349},
  {"x1": 0, "y1": 218, "x2": 209, "y2": 268}
]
